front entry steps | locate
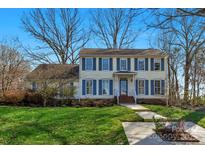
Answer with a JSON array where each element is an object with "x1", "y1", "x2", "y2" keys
[{"x1": 119, "y1": 96, "x2": 135, "y2": 104}]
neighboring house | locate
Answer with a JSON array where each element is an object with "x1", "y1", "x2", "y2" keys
[
  {"x1": 25, "y1": 64, "x2": 79, "y2": 98},
  {"x1": 26, "y1": 48, "x2": 168, "y2": 104}
]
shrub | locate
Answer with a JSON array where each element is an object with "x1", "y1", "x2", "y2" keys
[
  {"x1": 153, "y1": 116, "x2": 166, "y2": 131},
  {"x1": 3, "y1": 90, "x2": 26, "y2": 105},
  {"x1": 23, "y1": 92, "x2": 44, "y2": 106}
]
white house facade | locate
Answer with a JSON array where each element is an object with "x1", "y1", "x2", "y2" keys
[
  {"x1": 26, "y1": 48, "x2": 168, "y2": 104},
  {"x1": 79, "y1": 48, "x2": 168, "y2": 104}
]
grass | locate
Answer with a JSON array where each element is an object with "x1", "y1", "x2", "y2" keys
[
  {"x1": 143, "y1": 105, "x2": 205, "y2": 128},
  {"x1": 0, "y1": 105, "x2": 142, "y2": 145}
]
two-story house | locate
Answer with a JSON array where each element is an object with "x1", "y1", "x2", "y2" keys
[
  {"x1": 26, "y1": 48, "x2": 168, "y2": 104},
  {"x1": 79, "y1": 48, "x2": 168, "y2": 104}
]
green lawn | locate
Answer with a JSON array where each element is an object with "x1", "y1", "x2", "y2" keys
[
  {"x1": 143, "y1": 105, "x2": 205, "y2": 128},
  {"x1": 0, "y1": 105, "x2": 142, "y2": 145}
]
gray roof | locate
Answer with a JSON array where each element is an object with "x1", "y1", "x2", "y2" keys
[
  {"x1": 80, "y1": 48, "x2": 168, "y2": 57},
  {"x1": 26, "y1": 64, "x2": 79, "y2": 80}
]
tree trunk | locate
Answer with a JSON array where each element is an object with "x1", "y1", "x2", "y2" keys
[
  {"x1": 167, "y1": 58, "x2": 172, "y2": 105},
  {"x1": 43, "y1": 99, "x2": 47, "y2": 107},
  {"x1": 184, "y1": 59, "x2": 191, "y2": 104}
]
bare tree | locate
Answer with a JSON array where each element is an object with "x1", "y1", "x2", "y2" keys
[
  {"x1": 21, "y1": 9, "x2": 89, "y2": 64},
  {"x1": 0, "y1": 38, "x2": 30, "y2": 97},
  {"x1": 157, "y1": 30, "x2": 182, "y2": 105},
  {"x1": 90, "y1": 9, "x2": 142, "y2": 48},
  {"x1": 145, "y1": 9, "x2": 205, "y2": 104}
]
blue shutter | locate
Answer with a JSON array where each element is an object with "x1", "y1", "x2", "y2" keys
[
  {"x1": 99, "y1": 80, "x2": 102, "y2": 95},
  {"x1": 161, "y1": 80, "x2": 165, "y2": 95},
  {"x1": 109, "y1": 58, "x2": 113, "y2": 71},
  {"x1": 151, "y1": 58, "x2": 154, "y2": 71},
  {"x1": 151, "y1": 80, "x2": 154, "y2": 95},
  {"x1": 82, "y1": 80, "x2": 86, "y2": 95},
  {"x1": 128, "y1": 58, "x2": 131, "y2": 71},
  {"x1": 161, "y1": 58, "x2": 164, "y2": 71},
  {"x1": 82, "y1": 58, "x2": 85, "y2": 71},
  {"x1": 93, "y1": 58, "x2": 96, "y2": 70},
  {"x1": 145, "y1": 58, "x2": 149, "y2": 71},
  {"x1": 145, "y1": 80, "x2": 149, "y2": 95},
  {"x1": 99, "y1": 58, "x2": 102, "y2": 71},
  {"x1": 135, "y1": 80, "x2": 138, "y2": 95},
  {"x1": 109, "y1": 80, "x2": 113, "y2": 95},
  {"x1": 117, "y1": 58, "x2": 120, "y2": 71},
  {"x1": 93, "y1": 80, "x2": 96, "y2": 95},
  {"x1": 135, "y1": 58, "x2": 138, "y2": 71}
]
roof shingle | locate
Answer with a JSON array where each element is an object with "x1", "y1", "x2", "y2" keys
[
  {"x1": 80, "y1": 48, "x2": 167, "y2": 57},
  {"x1": 26, "y1": 64, "x2": 79, "y2": 80}
]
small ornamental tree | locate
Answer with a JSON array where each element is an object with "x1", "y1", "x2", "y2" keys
[{"x1": 37, "y1": 84, "x2": 57, "y2": 107}]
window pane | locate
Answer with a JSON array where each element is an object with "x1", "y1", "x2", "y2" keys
[
  {"x1": 85, "y1": 58, "x2": 93, "y2": 70},
  {"x1": 102, "y1": 58, "x2": 109, "y2": 70},
  {"x1": 120, "y1": 59, "x2": 127, "y2": 71},
  {"x1": 154, "y1": 80, "x2": 161, "y2": 95},
  {"x1": 154, "y1": 59, "x2": 160, "y2": 71},
  {"x1": 102, "y1": 80, "x2": 109, "y2": 95},
  {"x1": 138, "y1": 59, "x2": 145, "y2": 70},
  {"x1": 138, "y1": 80, "x2": 145, "y2": 95},
  {"x1": 86, "y1": 80, "x2": 92, "y2": 95}
]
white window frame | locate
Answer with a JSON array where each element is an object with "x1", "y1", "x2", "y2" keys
[
  {"x1": 120, "y1": 58, "x2": 127, "y2": 71},
  {"x1": 85, "y1": 80, "x2": 93, "y2": 95},
  {"x1": 154, "y1": 59, "x2": 161, "y2": 71},
  {"x1": 154, "y1": 80, "x2": 161, "y2": 95},
  {"x1": 138, "y1": 80, "x2": 145, "y2": 95},
  {"x1": 102, "y1": 58, "x2": 110, "y2": 71},
  {"x1": 102, "y1": 79, "x2": 110, "y2": 95},
  {"x1": 85, "y1": 58, "x2": 93, "y2": 71},
  {"x1": 138, "y1": 59, "x2": 145, "y2": 71}
]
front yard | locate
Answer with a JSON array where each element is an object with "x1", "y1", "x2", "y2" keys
[
  {"x1": 0, "y1": 105, "x2": 142, "y2": 145},
  {"x1": 143, "y1": 105, "x2": 205, "y2": 128}
]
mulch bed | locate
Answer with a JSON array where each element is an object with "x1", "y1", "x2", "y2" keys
[{"x1": 155, "y1": 128, "x2": 199, "y2": 142}]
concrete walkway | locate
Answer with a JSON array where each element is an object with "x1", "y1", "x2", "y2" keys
[
  {"x1": 120, "y1": 104, "x2": 150, "y2": 111},
  {"x1": 122, "y1": 122, "x2": 205, "y2": 145},
  {"x1": 137, "y1": 111, "x2": 167, "y2": 121},
  {"x1": 120, "y1": 104, "x2": 166, "y2": 121}
]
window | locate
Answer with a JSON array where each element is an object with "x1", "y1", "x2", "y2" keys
[
  {"x1": 85, "y1": 58, "x2": 93, "y2": 70},
  {"x1": 86, "y1": 80, "x2": 93, "y2": 95},
  {"x1": 32, "y1": 82, "x2": 37, "y2": 91},
  {"x1": 102, "y1": 58, "x2": 109, "y2": 71},
  {"x1": 154, "y1": 59, "x2": 161, "y2": 71},
  {"x1": 102, "y1": 80, "x2": 109, "y2": 95},
  {"x1": 138, "y1": 80, "x2": 145, "y2": 95},
  {"x1": 69, "y1": 82, "x2": 74, "y2": 87},
  {"x1": 138, "y1": 59, "x2": 145, "y2": 71},
  {"x1": 154, "y1": 80, "x2": 161, "y2": 95},
  {"x1": 120, "y1": 59, "x2": 127, "y2": 71}
]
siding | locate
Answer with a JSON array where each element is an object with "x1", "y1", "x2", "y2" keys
[{"x1": 79, "y1": 57, "x2": 167, "y2": 99}]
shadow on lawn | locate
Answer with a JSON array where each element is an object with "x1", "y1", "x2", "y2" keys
[
  {"x1": 0, "y1": 112, "x2": 69, "y2": 145},
  {"x1": 182, "y1": 111, "x2": 205, "y2": 125}
]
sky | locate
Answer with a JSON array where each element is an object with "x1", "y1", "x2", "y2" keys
[{"x1": 0, "y1": 8, "x2": 153, "y2": 52}]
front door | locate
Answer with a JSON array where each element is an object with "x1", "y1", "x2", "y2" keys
[{"x1": 120, "y1": 79, "x2": 128, "y2": 95}]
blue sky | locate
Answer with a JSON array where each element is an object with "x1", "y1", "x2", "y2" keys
[{"x1": 0, "y1": 8, "x2": 152, "y2": 51}]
